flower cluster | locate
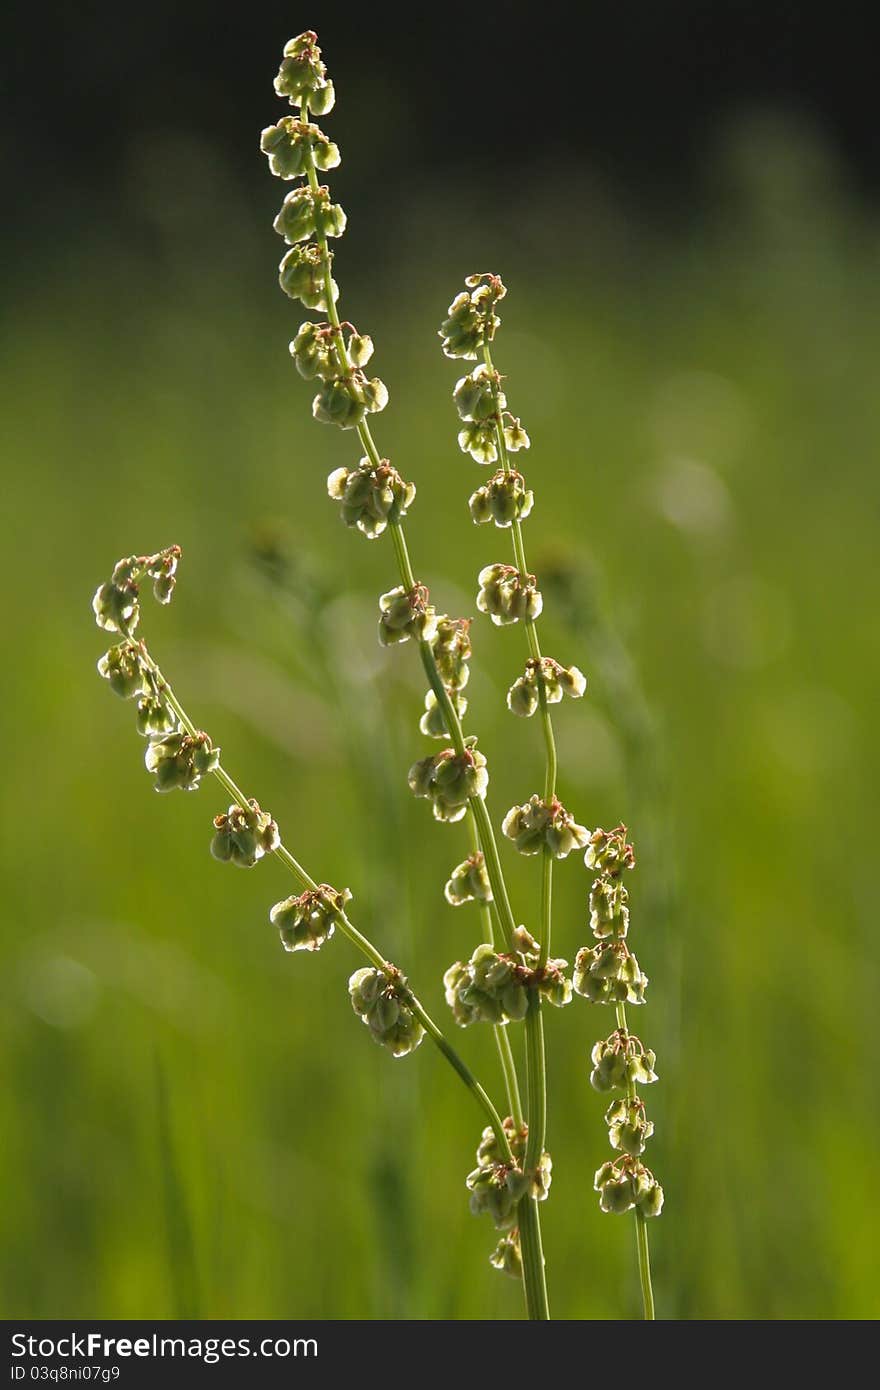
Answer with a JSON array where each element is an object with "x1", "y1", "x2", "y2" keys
[
  {"x1": 466, "y1": 1117, "x2": 552, "y2": 1246},
  {"x1": 144, "y1": 730, "x2": 220, "y2": 793},
  {"x1": 594, "y1": 1157, "x2": 664, "y2": 1218},
  {"x1": 271, "y1": 884, "x2": 351, "y2": 952},
  {"x1": 444, "y1": 941, "x2": 571, "y2": 1026},
  {"x1": 378, "y1": 583, "x2": 438, "y2": 646},
  {"x1": 502, "y1": 795, "x2": 589, "y2": 859},
  {"x1": 444, "y1": 852, "x2": 493, "y2": 907},
  {"x1": 419, "y1": 689, "x2": 467, "y2": 739},
  {"x1": 262, "y1": 31, "x2": 389, "y2": 432},
  {"x1": 573, "y1": 826, "x2": 646, "y2": 1003},
  {"x1": 575, "y1": 830, "x2": 664, "y2": 1222},
  {"x1": 469, "y1": 469, "x2": 534, "y2": 527},
  {"x1": 408, "y1": 745, "x2": 488, "y2": 823},
  {"x1": 211, "y1": 801, "x2": 280, "y2": 868},
  {"x1": 589, "y1": 1030, "x2": 658, "y2": 1093},
  {"x1": 439, "y1": 273, "x2": 507, "y2": 359},
  {"x1": 507, "y1": 657, "x2": 587, "y2": 718},
  {"x1": 418, "y1": 617, "x2": 473, "y2": 740},
  {"x1": 476, "y1": 563, "x2": 543, "y2": 625},
  {"x1": 327, "y1": 459, "x2": 416, "y2": 538},
  {"x1": 92, "y1": 547, "x2": 181, "y2": 637},
  {"x1": 450, "y1": 362, "x2": 530, "y2": 465},
  {"x1": 348, "y1": 965, "x2": 424, "y2": 1057}
]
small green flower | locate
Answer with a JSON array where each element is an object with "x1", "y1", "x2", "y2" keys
[
  {"x1": 211, "y1": 800, "x2": 280, "y2": 868},
  {"x1": 589, "y1": 875, "x2": 629, "y2": 939},
  {"x1": 289, "y1": 320, "x2": 337, "y2": 379},
  {"x1": 419, "y1": 688, "x2": 468, "y2": 739},
  {"x1": 605, "y1": 1098, "x2": 654, "y2": 1156},
  {"x1": 444, "y1": 852, "x2": 493, "y2": 906},
  {"x1": 378, "y1": 583, "x2": 438, "y2": 646},
  {"x1": 144, "y1": 729, "x2": 220, "y2": 793},
  {"x1": 507, "y1": 656, "x2": 586, "y2": 717},
  {"x1": 443, "y1": 944, "x2": 528, "y2": 1026},
  {"x1": 327, "y1": 458, "x2": 415, "y2": 538},
  {"x1": 271, "y1": 883, "x2": 351, "y2": 951},
  {"x1": 489, "y1": 1230, "x2": 523, "y2": 1278},
  {"x1": 279, "y1": 243, "x2": 338, "y2": 309},
  {"x1": 574, "y1": 940, "x2": 648, "y2": 1004},
  {"x1": 585, "y1": 824, "x2": 635, "y2": 877},
  {"x1": 431, "y1": 617, "x2": 472, "y2": 690},
  {"x1": 92, "y1": 551, "x2": 179, "y2": 634},
  {"x1": 312, "y1": 372, "x2": 388, "y2": 428},
  {"x1": 97, "y1": 641, "x2": 145, "y2": 699},
  {"x1": 408, "y1": 746, "x2": 488, "y2": 822},
  {"x1": 260, "y1": 117, "x2": 340, "y2": 179},
  {"x1": 458, "y1": 419, "x2": 499, "y2": 464},
  {"x1": 594, "y1": 1156, "x2": 663, "y2": 1218},
  {"x1": 476, "y1": 564, "x2": 543, "y2": 625},
  {"x1": 439, "y1": 273, "x2": 507, "y2": 359},
  {"x1": 475, "y1": 1116, "x2": 529, "y2": 1167},
  {"x1": 502, "y1": 795, "x2": 588, "y2": 859},
  {"x1": 273, "y1": 185, "x2": 346, "y2": 243},
  {"x1": 466, "y1": 1161, "x2": 529, "y2": 1229},
  {"x1": 469, "y1": 469, "x2": 534, "y2": 528},
  {"x1": 589, "y1": 1031, "x2": 658, "y2": 1092},
  {"x1": 135, "y1": 694, "x2": 176, "y2": 737},
  {"x1": 453, "y1": 364, "x2": 505, "y2": 422},
  {"x1": 348, "y1": 965, "x2": 425, "y2": 1056},
  {"x1": 273, "y1": 31, "x2": 336, "y2": 113}
]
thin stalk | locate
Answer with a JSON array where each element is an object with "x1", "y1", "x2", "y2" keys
[
  {"x1": 467, "y1": 812, "x2": 523, "y2": 1128},
  {"x1": 616, "y1": 1001, "x2": 656, "y2": 1320},
  {"x1": 300, "y1": 106, "x2": 544, "y2": 1313},
  {"x1": 521, "y1": 991, "x2": 550, "y2": 1320},
  {"x1": 139, "y1": 638, "x2": 513, "y2": 1161}
]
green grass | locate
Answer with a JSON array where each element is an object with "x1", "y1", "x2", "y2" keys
[{"x1": 1, "y1": 141, "x2": 878, "y2": 1318}]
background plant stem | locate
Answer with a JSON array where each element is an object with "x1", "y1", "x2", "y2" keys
[{"x1": 615, "y1": 1001, "x2": 656, "y2": 1319}]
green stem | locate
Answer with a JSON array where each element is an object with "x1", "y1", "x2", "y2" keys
[
  {"x1": 139, "y1": 638, "x2": 513, "y2": 1159},
  {"x1": 616, "y1": 1001, "x2": 656, "y2": 1320},
  {"x1": 299, "y1": 106, "x2": 542, "y2": 1314},
  {"x1": 521, "y1": 991, "x2": 550, "y2": 1319}
]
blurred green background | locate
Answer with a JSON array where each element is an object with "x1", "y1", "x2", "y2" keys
[{"x1": 2, "y1": 12, "x2": 879, "y2": 1321}]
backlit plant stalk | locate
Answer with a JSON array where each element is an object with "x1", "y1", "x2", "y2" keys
[
  {"x1": 92, "y1": 550, "x2": 516, "y2": 1161},
  {"x1": 262, "y1": 32, "x2": 552, "y2": 1316},
  {"x1": 439, "y1": 277, "x2": 592, "y2": 1314}
]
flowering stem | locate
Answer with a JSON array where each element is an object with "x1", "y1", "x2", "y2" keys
[
  {"x1": 616, "y1": 1001, "x2": 656, "y2": 1320},
  {"x1": 137, "y1": 638, "x2": 513, "y2": 1162},
  {"x1": 299, "y1": 97, "x2": 545, "y2": 1315}
]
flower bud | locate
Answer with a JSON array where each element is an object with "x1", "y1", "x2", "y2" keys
[
  {"x1": 444, "y1": 852, "x2": 493, "y2": 906},
  {"x1": 271, "y1": 882, "x2": 350, "y2": 951},
  {"x1": 92, "y1": 579, "x2": 139, "y2": 635},
  {"x1": 573, "y1": 941, "x2": 648, "y2": 1004},
  {"x1": 444, "y1": 944, "x2": 527, "y2": 1026},
  {"x1": 290, "y1": 320, "x2": 337, "y2": 379},
  {"x1": 431, "y1": 617, "x2": 472, "y2": 690},
  {"x1": 589, "y1": 875, "x2": 629, "y2": 939},
  {"x1": 476, "y1": 564, "x2": 543, "y2": 625},
  {"x1": 466, "y1": 1161, "x2": 526, "y2": 1229},
  {"x1": 327, "y1": 458, "x2": 415, "y2": 538},
  {"x1": 502, "y1": 795, "x2": 588, "y2": 859},
  {"x1": 457, "y1": 420, "x2": 498, "y2": 464},
  {"x1": 489, "y1": 1231, "x2": 522, "y2": 1278},
  {"x1": 476, "y1": 1116, "x2": 529, "y2": 1167},
  {"x1": 590, "y1": 1031, "x2": 657, "y2": 1091},
  {"x1": 378, "y1": 583, "x2": 438, "y2": 646},
  {"x1": 211, "y1": 800, "x2": 280, "y2": 868},
  {"x1": 438, "y1": 274, "x2": 507, "y2": 359},
  {"x1": 273, "y1": 186, "x2": 347, "y2": 244},
  {"x1": 97, "y1": 641, "x2": 145, "y2": 699},
  {"x1": 453, "y1": 364, "x2": 505, "y2": 422},
  {"x1": 273, "y1": 31, "x2": 336, "y2": 112},
  {"x1": 135, "y1": 695, "x2": 176, "y2": 737},
  {"x1": 503, "y1": 416, "x2": 530, "y2": 452},
  {"x1": 584, "y1": 824, "x2": 635, "y2": 877},
  {"x1": 507, "y1": 657, "x2": 587, "y2": 717},
  {"x1": 595, "y1": 1156, "x2": 663, "y2": 1218},
  {"x1": 279, "y1": 244, "x2": 338, "y2": 309},
  {"x1": 419, "y1": 688, "x2": 467, "y2": 739},
  {"x1": 260, "y1": 117, "x2": 340, "y2": 180},
  {"x1": 605, "y1": 1098, "x2": 654, "y2": 1156},
  {"x1": 348, "y1": 965, "x2": 424, "y2": 1056},
  {"x1": 144, "y1": 729, "x2": 219, "y2": 793},
  {"x1": 409, "y1": 747, "x2": 488, "y2": 823},
  {"x1": 469, "y1": 469, "x2": 534, "y2": 529}
]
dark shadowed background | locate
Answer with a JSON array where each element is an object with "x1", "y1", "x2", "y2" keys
[{"x1": 2, "y1": 3, "x2": 878, "y2": 1319}]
